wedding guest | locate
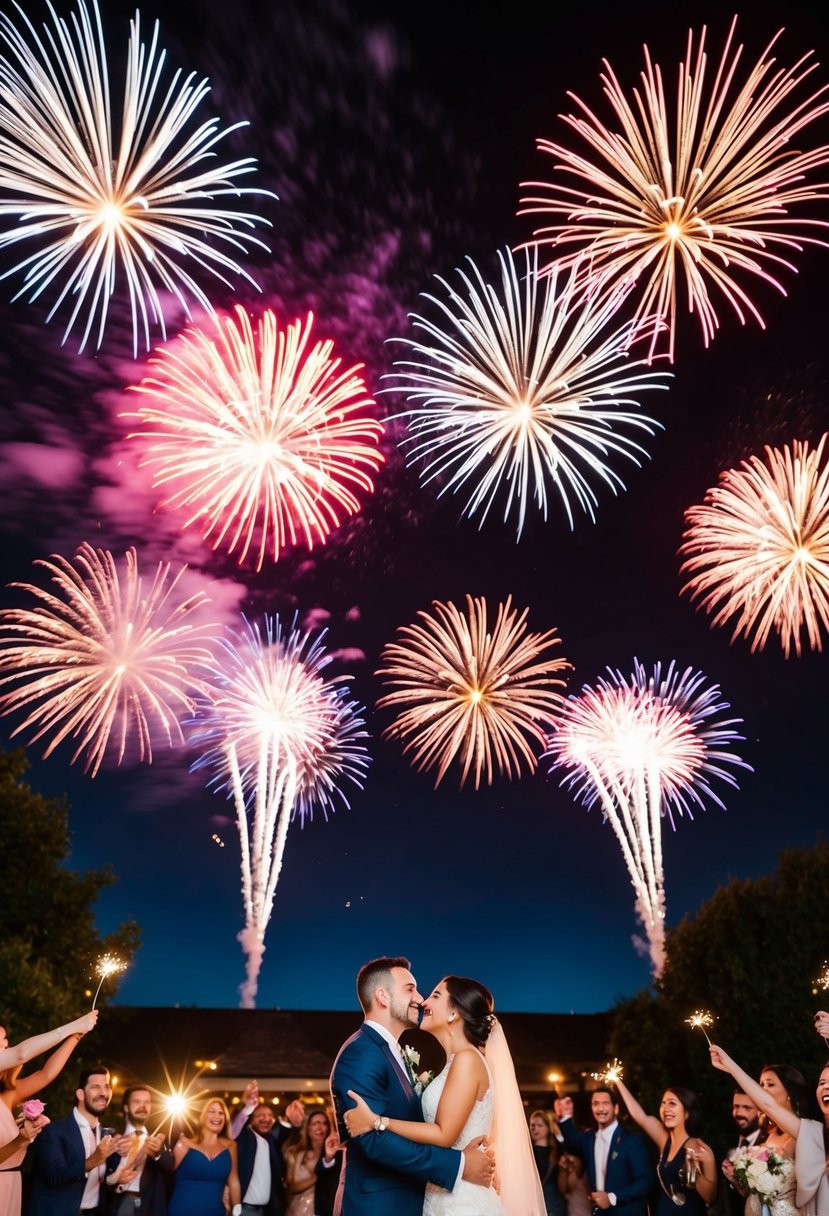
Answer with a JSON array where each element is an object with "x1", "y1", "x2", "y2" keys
[
  {"x1": 169, "y1": 1097, "x2": 241, "y2": 1216},
  {"x1": 26, "y1": 1065, "x2": 130, "y2": 1216},
  {"x1": 710, "y1": 1045, "x2": 829, "y2": 1216},
  {"x1": 0, "y1": 1017, "x2": 93, "y2": 1216},
  {"x1": 529, "y1": 1110, "x2": 566, "y2": 1216},
  {"x1": 557, "y1": 1151, "x2": 593, "y2": 1216},
  {"x1": 611, "y1": 1075, "x2": 718, "y2": 1216},
  {"x1": 558, "y1": 1088, "x2": 652, "y2": 1216},
  {"x1": 313, "y1": 1117, "x2": 343, "y2": 1216},
  {"x1": 721, "y1": 1090, "x2": 763, "y2": 1216},
  {"x1": 105, "y1": 1085, "x2": 174, "y2": 1216},
  {"x1": 230, "y1": 1080, "x2": 305, "y2": 1215},
  {"x1": 283, "y1": 1111, "x2": 331, "y2": 1216}
]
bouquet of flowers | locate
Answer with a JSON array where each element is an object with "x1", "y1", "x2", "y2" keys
[
  {"x1": 15, "y1": 1098, "x2": 50, "y2": 1141},
  {"x1": 727, "y1": 1145, "x2": 793, "y2": 1209},
  {"x1": 402, "y1": 1045, "x2": 435, "y2": 1096}
]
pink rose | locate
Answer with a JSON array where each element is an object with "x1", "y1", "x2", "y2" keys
[{"x1": 22, "y1": 1099, "x2": 45, "y2": 1119}]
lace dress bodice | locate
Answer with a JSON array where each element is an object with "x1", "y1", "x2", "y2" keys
[{"x1": 421, "y1": 1054, "x2": 504, "y2": 1216}]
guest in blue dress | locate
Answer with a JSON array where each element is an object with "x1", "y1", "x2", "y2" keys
[{"x1": 169, "y1": 1097, "x2": 241, "y2": 1216}]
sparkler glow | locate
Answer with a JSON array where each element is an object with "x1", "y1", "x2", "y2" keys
[
  {"x1": 128, "y1": 307, "x2": 384, "y2": 570},
  {"x1": 546, "y1": 661, "x2": 749, "y2": 975},
  {"x1": 521, "y1": 18, "x2": 829, "y2": 360},
  {"x1": 813, "y1": 962, "x2": 829, "y2": 1048},
  {"x1": 680, "y1": 436, "x2": 829, "y2": 657},
  {"x1": 0, "y1": 0, "x2": 271, "y2": 353},
  {"x1": 189, "y1": 615, "x2": 371, "y2": 1007},
  {"x1": 388, "y1": 249, "x2": 669, "y2": 534},
  {"x1": 91, "y1": 952, "x2": 127, "y2": 1009},
  {"x1": 591, "y1": 1058, "x2": 624, "y2": 1085},
  {"x1": 0, "y1": 544, "x2": 219, "y2": 776},
  {"x1": 685, "y1": 1010, "x2": 716, "y2": 1046},
  {"x1": 377, "y1": 594, "x2": 570, "y2": 789}
]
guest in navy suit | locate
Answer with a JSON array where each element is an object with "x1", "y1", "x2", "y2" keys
[
  {"x1": 558, "y1": 1088, "x2": 652, "y2": 1216},
  {"x1": 26, "y1": 1066, "x2": 129, "y2": 1216},
  {"x1": 104, "y1": 1085, "x2": 174, "y2": 1216},
  {"x1": 230, "y1": 1082, "x2": 306, "y2": 1216},
  {"x1": 329, "y1": 955, "x2": 493, "y2": 1216}
]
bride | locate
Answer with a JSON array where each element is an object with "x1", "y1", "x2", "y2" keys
[{"x1": 344, "y1": 975, "x2": 545, "y2": 1216}]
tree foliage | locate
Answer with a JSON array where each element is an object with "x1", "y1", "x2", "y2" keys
[
  {"x1": 609, "y1": 839, "x2": 829, "y2": 1146},
  {"x1": 0, "y1": 749, "x2": 140, "y2": 1108}
]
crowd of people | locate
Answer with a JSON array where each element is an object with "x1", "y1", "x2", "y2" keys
[{"x1": 0, "y1": 998, "x2": 827, "y2": 1216}]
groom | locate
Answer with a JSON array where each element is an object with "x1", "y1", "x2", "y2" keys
[{"x1": 328, "y1": 955, "x2": 493, "y2": 1216}]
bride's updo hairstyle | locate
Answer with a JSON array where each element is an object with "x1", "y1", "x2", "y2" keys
[{"x1": 444, "y1": 976, "x2": 495, "y2": 1048}]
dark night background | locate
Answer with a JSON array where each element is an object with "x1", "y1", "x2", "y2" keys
[{"x1": 0, "y1": 0, "x2": 826, "y2": 1012}]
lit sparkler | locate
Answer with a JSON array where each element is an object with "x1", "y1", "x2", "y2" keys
[
  {"x1": 189, "y1": 615, "x2": 371, "y2": 1007},
  {"x1": 91, "y1": 953, "x2": 127, "y2": 1009},
  {"x1": 680, "y1": 436, "x2": 829, "y2": 657},
  {"x1": 0, "y1": 544, "x2": 219, "y2": 775},
  {"x1": 128, "y1": 307, "x2": 384, "y2": 570},
  {"x1": 812, "y1": 962, "x2": 829, "y2": 1048},
  {"x1": 546, "y1": 661, "x2": 749, "y2": 975},
  {"x1": 387, "y1": 248, "x2": 669, "y2": 534},
  {"x1": 685, "y1": 1010, "x2": 716, "y2": 1047},
  {"x1": 591, "y1": 1058, "x2": 624, "y2": 1085},
  {"x1": 521, "y1": 18, "x2": 829, "y2": 360},
  {"x1": 0, "y1": 0, "x2": 271, "y2": 353},
  {"x1": 377, "y1": 594, "x2": 570, "y2": 789}
]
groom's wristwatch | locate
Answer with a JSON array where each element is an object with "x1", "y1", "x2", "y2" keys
[{"x1": 373, "y1": 1116, "x2": 389, "y2": 1132}]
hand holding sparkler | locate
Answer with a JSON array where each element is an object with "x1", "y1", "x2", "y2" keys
[
  {"x1": 812, "y1": 963, "x2": 829, "y2": 1048},
  {"x1": 685, "y1": 1011, "x2": 716, "y2": 1047},
  {"x1": 591, "y1": 1059, "x2": 624, "y2": 1085},
  {"x1": 91, "y1": 954, "x2": 128, "y2": 1010}
]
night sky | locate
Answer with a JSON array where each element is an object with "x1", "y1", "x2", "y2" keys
[{"x1": 0, "y1": 0, "x2": 827, "y2": 1014}]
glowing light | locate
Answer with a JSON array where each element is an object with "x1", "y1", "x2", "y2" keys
[
  {"x1": 0, "y1": 0, "x2": 271, "y2": 353},
  {"x1": 591, "y1": 1058, "x2": 624, "y2": 1085},
  {"x1": 127, "y1": 308, "x2": 384, "y2": 570},
  {"x1": 680, "y1": 435, "x2": 829, "y2": 657},
  {"x1": 812, "y1": 961, "x2": 829, "y2": 994},
  {"x1": 91, "y1": 952, "x2": 127, "y2": 1008},
  {"x1": 0, "y1": 544, "x2": 219, "y2": 775},
  {"x1": 521, "y1": 18, "x2": 829, "y2": 360},
  {"x1": 546, "y1": 661, "x2": 749, "y2": 975},
  {"x1": 377, "y1": 594, "x2": 570, "y2": 789},
  {"x1": 387, "y1": 248, "x2": 669, "y2": 534},
  {"x1": 189, "y1": 615, "x2": 371, "y2": 1006},
  {"x1": 685, "y1": 1010, "x2": 716, "y2": 1046}
]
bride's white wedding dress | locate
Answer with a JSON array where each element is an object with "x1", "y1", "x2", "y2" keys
[{"x1": 421, "y1": 1054, "x2": 505, "y2": 1216}]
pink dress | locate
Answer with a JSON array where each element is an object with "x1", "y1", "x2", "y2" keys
[{"x1": 0, "y1": 1098, "x2": 26, "y2": 1216}]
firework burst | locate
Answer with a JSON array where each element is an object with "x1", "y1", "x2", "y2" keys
[
  {"x1": 387, "y1": 248, "x2": 669, "y2": 534},
  {"x1": 521, "y1": 18, "x2": 829, "y2": 360},
  {"x1": 0, "y1": 0, "x2": 271, "y2": 353},
  {"x1": 680, "y1": 435, "x2": 829, "y2": 657},
  {"x1": 127, "y1": 307, "x2": 384, "y2": 570},
  {"x1": 377, "y1": 594, "x2": 570, "y2": 789},
  {"x1": 0, "y1": 543, "x2": 219, "y2": 776},
  {"x1": 189, "y1": 615, "x2": 370, "y2": 1007},
  {"x1": 546, "y1": 660, "x2": 749, "y2": 975}
]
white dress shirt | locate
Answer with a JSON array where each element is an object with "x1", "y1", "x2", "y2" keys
[
  {"x1": 595, "y1": 1120, "x2": 618, "y2": 1203},
  {"x1": 74, "y1": 1107, "x2": 102, "y2": 1210}
]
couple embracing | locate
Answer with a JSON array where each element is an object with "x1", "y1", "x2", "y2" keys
[{"x1": 329, "y1": 955, "x2": 545, "y2": 1216}]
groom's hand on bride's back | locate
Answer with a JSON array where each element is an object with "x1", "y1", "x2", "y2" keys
[{"x1": 461, "y1": 1137, "x2": 494, "y2": 1187}]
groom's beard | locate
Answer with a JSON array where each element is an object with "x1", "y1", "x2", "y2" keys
[{"x1": 389, "y1": 996, "x2": 419, "y2": 1031}]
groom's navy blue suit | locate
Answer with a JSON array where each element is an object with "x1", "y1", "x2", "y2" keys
[
  {"x1": 329, "y1": 1022, "x2": 462, "y2": 1216},
  {"x1": 559, "y1": 1117, "x2": 652, "y2": 1216}
]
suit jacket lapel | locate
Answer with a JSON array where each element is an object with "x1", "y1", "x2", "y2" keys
[{"x1": 359, "y1": 1024, "x2": 414, "y2": 1099}]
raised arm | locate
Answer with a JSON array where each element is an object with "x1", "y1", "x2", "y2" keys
[
  {"x1": 4, "y1": 1032, "x2": 85, "y2": 1104},
  {"x1": 613, "y1": 1077, "x2": 665, "y2": 1148},
  {"x1": 0, "y1": 1012, "x2": 97, "y2": 1071},
  {"x1": 709, "y1": 1046, "x2": 800, "y2": 1140},
  {"x1": 346, "y1": 1050, "x2": 482, "y2": 1147}
]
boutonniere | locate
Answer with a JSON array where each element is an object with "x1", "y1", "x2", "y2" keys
[
  {"x1": 611, "y1": 1151, "x2": 619, "y2": 1160},
  {"x1": 401, "y1": 1045, "x2": 435, "y2": 1095}
]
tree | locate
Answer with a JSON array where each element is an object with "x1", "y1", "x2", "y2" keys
[
  {"x1": 609, "y1": 840, "x2": 829, "y2": 1146},
  {"x1": 0, "y1": 749, "x2": 140, "y2": 1108}
]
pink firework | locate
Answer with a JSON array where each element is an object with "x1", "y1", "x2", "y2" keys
[
  {"x1": 521, "y1": 18, "x2": 829, "y2": 360},
  {"x1": 681, "y1": 435, "x2": 829, "y2": 656},
  {"x1": 0, "y1": 544, "x2": 219, "y2": 775},
  {"x1": 547, "y1": 660, "x2": 748, "y2": 974},
  {"x1": 127, "y1": 307, "x2": 384, "y2": 570}
]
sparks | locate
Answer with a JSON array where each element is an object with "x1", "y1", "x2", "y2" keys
[
  {"x1": 91, "y1": 953, "x2": 127, "y2": 1008},
  {"x1": 521, "y1": 18, "x2": 829, "y2": 360},
  {"x1": 387, "y1": 248, "x2": 669, "y2": 535},
  {"x1": 685, "y1": 1010, "x2": 716, "y2": 1046},
  {"x1": 0, "y1": 0, "x2": 271, "y2": 353},
  {"x1": 591, "y1": 1058, "x2": 624, "y2": 1085},
  {"x1": 680, "y1": 435, "x2": 829, "y2": 657},
  {"x1": 127, "y1": 307, "x2": 384, "y2": 570},
  {"x1": 377, "y1": 594, "x2": 570, "y2": 789}
]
